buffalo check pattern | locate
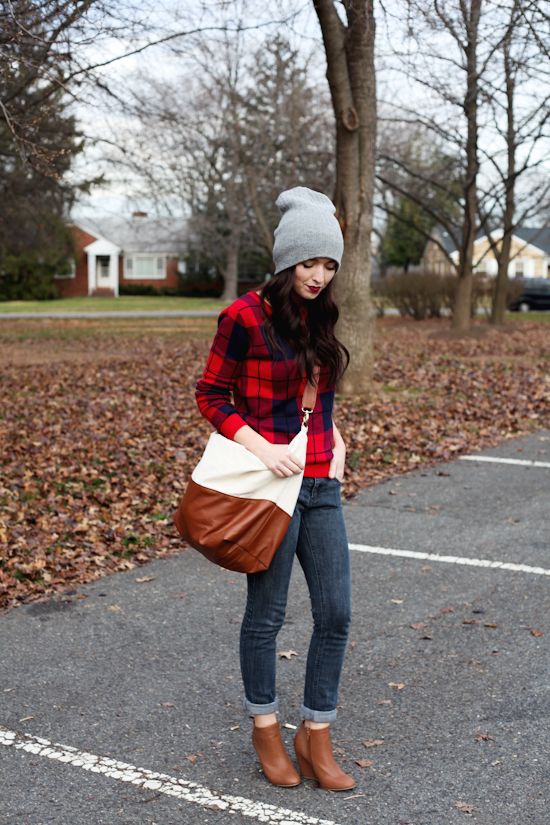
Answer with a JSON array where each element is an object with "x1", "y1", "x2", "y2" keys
[{"x1": 195, "y1": 290, "x2": 335, "y2": 477}]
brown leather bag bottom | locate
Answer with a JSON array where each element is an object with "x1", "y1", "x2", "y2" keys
[{"x1": 174, "y1": 479, "x2": 291, "y2": 573}]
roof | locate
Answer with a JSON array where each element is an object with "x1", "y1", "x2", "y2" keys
[
  {"x1": 431, "y1": 225, "x2": 550, "y2": 255},
  {"x1": 71, "y1": 215, "x2": 188, "y2": 254},
  {"x1": 83, "y1": 237, "x2": 121, "y2": 255},
  {"x1": 513, "y1": 227, "x2": 550, "y2": 254},
  {"x1": 433, "y1": 227, "x2": 459, "y2": 255}
]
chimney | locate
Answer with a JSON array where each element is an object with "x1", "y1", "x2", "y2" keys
[{"x1": 132, "y1": 210, "x2": 148, "y2": 218}]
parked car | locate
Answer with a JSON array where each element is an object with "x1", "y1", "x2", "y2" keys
[{"x1": 508, "y1": 278, "x2": 550, "y2": 311}]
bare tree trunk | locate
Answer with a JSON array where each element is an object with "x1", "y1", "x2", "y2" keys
[
  {"x1": 453, "y1": 0, "x2": 482, "y2": 331},
  {"x1": 491, "y1": 232, "x2": 512, "y2": 324},
  {"x1": 221, "y1": 232, "x2": 240, "y2": 302},
  {"x1": 313, "y1": 0, "x2": 376, "y2": 395},
  {"x1": 490, "y1": 26, "x2": 516, "y2": 326}
]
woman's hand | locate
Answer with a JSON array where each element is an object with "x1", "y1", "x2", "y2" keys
[
  {"x1": 329, "y1": 422, "x2": 346, "y2": 482},
  {"x1": 254, "y1": 443, "x2": 304, "y2": 478},
  {"x1": 234, "y1": 425, "x2": 304, "y2": 477}
]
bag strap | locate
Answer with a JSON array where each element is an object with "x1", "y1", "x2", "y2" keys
[{"x1": 301, "y1": 365, "x2": 320, "y2": 426}]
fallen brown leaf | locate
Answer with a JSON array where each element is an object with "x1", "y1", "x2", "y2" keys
[
  {"x1": 474, "y1": 731, "x2": 495, "y2": 742},
  {"x1": 455, "y1": 801, "x2": 475, "y2": 814},
  {"x1": 2, "y1": 316, "x2": 548, "y2": 612},
  {"x1": 354, "y1": 758, "x2": 374, "y2": 768},
  {"x1": 185, "y1": 753, "x2": 200, "y2": 764}
]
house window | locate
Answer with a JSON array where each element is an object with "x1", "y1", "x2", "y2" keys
[
  {"x1": 54, "y1": 258, "x2": 76, "y2": 279},
  {"x1": 125, "y1": 255, "x2": 165, "y2": 279}
]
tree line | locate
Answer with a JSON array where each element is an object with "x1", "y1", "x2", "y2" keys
[{"x1": 1, "y1": 1, "x2": 548, "y2": 393}]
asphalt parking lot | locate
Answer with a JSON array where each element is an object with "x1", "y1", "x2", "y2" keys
[{"x1": 1, "y1": 429, "x2": 549, "y2": 825}]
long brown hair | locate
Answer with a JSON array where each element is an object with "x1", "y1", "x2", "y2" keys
[{"x1": 260, "y1": 267, "x2": 349, "y2": 386}]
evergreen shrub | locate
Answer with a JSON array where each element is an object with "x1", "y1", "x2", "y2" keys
[{"x1": 0, "y1": 254, "x2": 61, "y2": 300}]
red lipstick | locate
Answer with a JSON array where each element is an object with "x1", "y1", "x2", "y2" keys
[{"x1": 307, "y1": 285, "x2": 321, "y2": 294}]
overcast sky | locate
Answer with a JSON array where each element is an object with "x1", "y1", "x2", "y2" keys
[{"x1": 70, "y1": 0, "x2": 549, "y2": 225}]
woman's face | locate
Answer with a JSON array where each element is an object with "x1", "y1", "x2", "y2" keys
[{"x1": 293, "y1": 258, "x2": 337, "y2": 300}]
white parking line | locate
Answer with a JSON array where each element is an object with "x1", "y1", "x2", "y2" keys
[
  {"x1": 459, "y1": 455, "x2": 550, "y2": 468},
  {"x1": 349, "y1": 544, "x2": 550, "y2": 576},
  {"x1": 0, "y1": 726, "x2": 340, "y2": 825}
]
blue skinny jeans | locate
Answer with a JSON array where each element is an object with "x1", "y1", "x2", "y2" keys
[{"x1": 240, "y1": 476, "x2": 352, "y2": 722}]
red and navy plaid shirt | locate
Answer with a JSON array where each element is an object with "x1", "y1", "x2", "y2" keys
[{"x1": 195, "y1": 290, "x2": 335, "y2": 477}]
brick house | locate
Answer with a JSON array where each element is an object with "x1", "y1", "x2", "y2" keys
[{"x1": 55, "y1": 212, "x2": 188, "y2": 297}]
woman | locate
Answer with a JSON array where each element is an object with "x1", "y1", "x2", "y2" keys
[{"x1": 195, "y1": 187, "x2": 355, "y2": 792}]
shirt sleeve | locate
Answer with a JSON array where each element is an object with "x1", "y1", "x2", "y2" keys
[{"x1": 195, "y1": 307, "x2": 250, "y2": 439}]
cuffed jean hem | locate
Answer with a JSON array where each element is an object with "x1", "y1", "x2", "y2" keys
[
  {"x1": 243, "y1": 695, "x2": 280, "y2": 716},
  {"x1": 300, "y1": 704, "x2": 337, "y2": 723}
]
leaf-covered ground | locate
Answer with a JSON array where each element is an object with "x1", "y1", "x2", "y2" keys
[{"x1": 1, "y1": 316, "x2": 549, "y2": 612}]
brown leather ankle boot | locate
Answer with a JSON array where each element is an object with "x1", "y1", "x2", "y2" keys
[
  {"x1": 252, "y1": 722, "x2": 301, "y2": 787},
  {"x1": 294, "y1": 721, "x2": 356, "y2": 791}
]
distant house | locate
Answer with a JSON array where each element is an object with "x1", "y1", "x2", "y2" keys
[
  {"x1": 421, "y1": 226, "x2": 550, "y2": 278},
  {"x1": 55, "y1": 212, "x2": 188, "y2": 297}
]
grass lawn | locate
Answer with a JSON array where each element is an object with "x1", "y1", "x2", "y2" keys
[
  {"x1": 506, "y1": 310, "x2": 550, "y2": 323},
  {"x1": 1, "y1": 295, "x2": 548, "y2": 321},
  {"x1": 0, "y1": 295, "x2": 225, "y2": 313}
]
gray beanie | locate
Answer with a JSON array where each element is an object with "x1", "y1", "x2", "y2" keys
[{"x1": 272, "y1": 186, "x2": 344, "y2": 275}]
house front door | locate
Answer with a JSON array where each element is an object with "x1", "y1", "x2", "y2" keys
[{"x1": 96, "y1": 255, "x2": 111, "y2": 285}]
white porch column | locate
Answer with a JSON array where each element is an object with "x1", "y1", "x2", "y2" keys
[
  {"x1": 87, "y1": 252, "x2": 96, "y2": 295},
  {"x1": 109, "y1": 254, "x2": 119, "y2": 297}
]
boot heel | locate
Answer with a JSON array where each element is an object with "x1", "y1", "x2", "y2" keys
[{"x1": 295, "y1": 751, "x2": 316, "y2": 780}]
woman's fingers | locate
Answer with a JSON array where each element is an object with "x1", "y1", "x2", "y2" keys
[
  {"x1": 255, "y1": 443, "x2": 304, "y2": 475},
  {"x1": 272, "y1": 451, "x2": 304, "y2": 476},
  {"x1": 275, "y1": 462, "x2": 301, "y2": 477}
]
